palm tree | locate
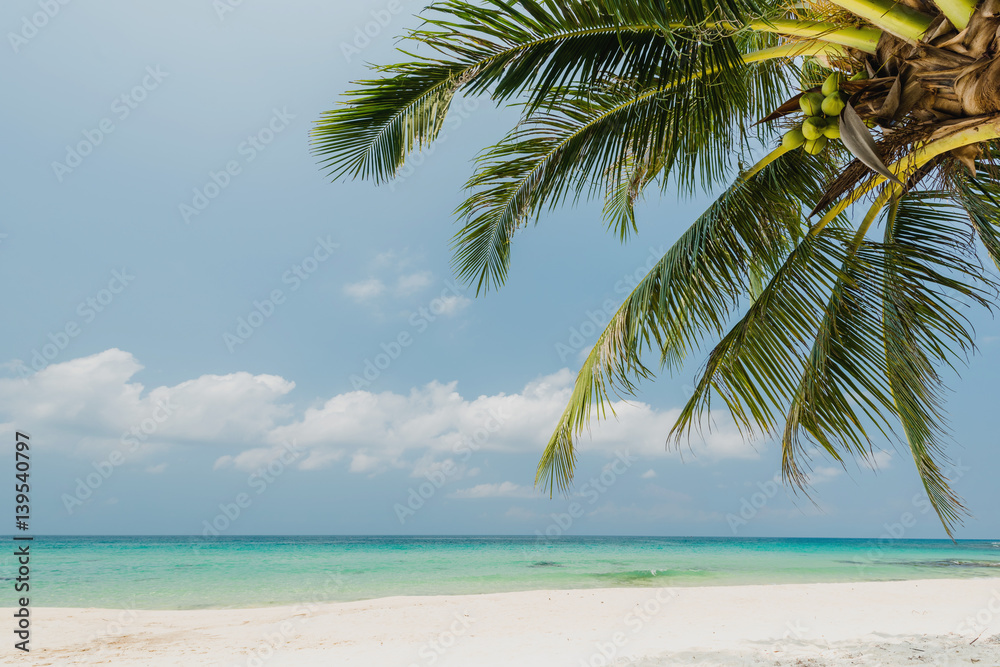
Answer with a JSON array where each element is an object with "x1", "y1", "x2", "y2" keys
[{"x1": 313, "y1": 0, "x2": 1000, "y2": 535}]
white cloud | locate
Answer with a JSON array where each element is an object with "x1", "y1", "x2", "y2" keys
[
  {"x1": 349, "y1": 451, "x2": 384, "y2": 474},
  {"x1": 373, "y1": 250, "x2": 399, "y2": 267},
  {"x1": 450, "y1": 482, "x2": 539, "y2": 499},
  {"x1": 373, "y1": 248, "x2": 417, "y2": 270},
  {"x1": 411, "y1": 455, "x2": 475, "y2": 482},
  {"x1": 0, "y1": 349, "x2": 294, "y2": 459},
  {"x1": 145, "y1": 463, "x2": 167, "y2": 474},
  {"x1": 343, "y1": 278, "x2": 385, "y2": 302},
  {"x1": 867, "y1": 449, "x2": 894, "y2": 470},
  {"x1": 587, "y1": 501, "x2": 723, "y2": 523},
  {"x1": 0, "y1": 350, "x2": 759, "y2": 477},
  {"x1": 431, "y1": 294, "x2": 470, "y2": 316},
  {"x1": 806, "y1": 466, "x2": 843, "y2": 484},
  {"x1": 396, "y1": 271, "x2": 433, "y2": 295},
  {"x1": 640, "y1": 469, "x2": 657, "y2": 479},
  {"x1": 504, "y1": 506, "x2": 540, "y2": 521}
]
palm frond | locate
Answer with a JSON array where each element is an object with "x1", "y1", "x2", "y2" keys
[
  {"x1": 690, "y1": 185, "x2": 993, "y2": 535},
  {"x1": 670, "y1": 221, "x2": 858, "y2": 448},
  {"x1": 955, "y1": 164, "x2": 1000, "y2": 273},
  {"x1": 601, "y1": 150, "x2": 663, "y2": 242},
  {"x1": 312, "y1": 0, "x2": 793, "y2": 185},
  {"x1": 780, "y1": 228, "x2": 897, "y2": 490},
  {"x1": 537, "y1": 147, "x2": 834, "y2": 493},
  {"x1": 452, "y1": 37, "x2": 797, "y2": 292},
  {"x1": 882, "y1": 192, "x2": 996, "y2": 536}
]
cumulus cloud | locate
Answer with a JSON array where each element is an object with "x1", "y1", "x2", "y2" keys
[
  {"x1": 0, "y1": 350, "x2": 759, "y2": 477},
  {"x1": 433, "y1": 294, "x2": 470, "y2": 316},
  {"x1": 396, "y1": 271, "x2": 433, "y2": 295},
  {"x1": 373, "y1": 248, "x2": 416, "y2": 270},
  {"x1": 0, "y1": 349, "x2": 294, "y2": 458},
  {"x1": 449, "y1": 482, "x2": 540, "y2": 499},
  {"x1": 867, "y1": 449, "x2": 894, "y2": 470},
  {"x1": 587, "y1": 501, "x2": 723, "y2": 523},
  {"x1": 641, "y1": 469, "x2": 657, "y2": 479},
  {"x1": 806, "y1": 466, "x2": 843, "y2": 484},
  {"x1": 343, "y1": 278, "x2": 385, "y2": 302}
]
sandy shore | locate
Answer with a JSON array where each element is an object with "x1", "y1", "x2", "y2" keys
[{"x1": 7, "y1": 578, "x2": 1000, "y2": 666}]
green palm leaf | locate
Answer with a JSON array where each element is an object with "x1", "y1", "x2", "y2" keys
[
  {"x1": 321, "y1": 0, "x2": 1000, "y2": 535},
  {"x1": 883, "y1": 192, "x2": 997, "y2": 535},
  {"x1": 537, "y1": 148, "x2": 834, "y2": 492},
  {"x1": 452, "y1": 36, "x2": 796, "y2": 292},
  {"x1": 312, "y1": 0, "x2": 791, "y2": 185}
]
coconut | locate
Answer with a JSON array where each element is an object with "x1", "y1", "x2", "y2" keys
[
  {"x1": 800, "y1": 92, "x2": 825, "y2": 116},
  {"x1": 802, "y1": 117, "x2": 827, "y2": 140},
  {"x1": 821, "y1": 94, "x2": 846, "y2": 116},
  {"x1": 782, "y1": 127, "x2": 806, "y2": 149},
  {"x1": 821, "y1": 73, "x2": 844, "y2": 97},
  {"x1": 804, "y1": 136, "x2": 828, "y2": 155}
]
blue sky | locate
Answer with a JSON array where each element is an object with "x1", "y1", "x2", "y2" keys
[{"x1": 1, "y1": 0, "x2": 997, "y2": 539}]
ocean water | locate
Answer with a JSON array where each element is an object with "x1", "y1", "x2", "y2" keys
[{"x1": 7, "y1": 536, "x2": 999, "y2": 610}]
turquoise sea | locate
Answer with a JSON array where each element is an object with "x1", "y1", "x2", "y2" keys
[{"x1": 7, "y1": 536, "x2": 1000, "y2": 610}]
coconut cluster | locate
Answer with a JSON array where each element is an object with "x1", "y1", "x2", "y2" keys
[{"x1": 782, "y1": 73, "x2": 853, "y2": 154}]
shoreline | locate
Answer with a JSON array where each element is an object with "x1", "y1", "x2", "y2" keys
[{"x1": 10, "y1": 578, "x2": 1000, "y2": 665}]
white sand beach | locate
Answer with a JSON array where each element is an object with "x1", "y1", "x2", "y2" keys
[{"x1": 11, "y1": 578, "x2": 1000, "y2": 666}]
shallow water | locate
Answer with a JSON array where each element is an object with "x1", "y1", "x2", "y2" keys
[{"x1": 12, "y1": 535, "x2": 1000, "y2": 609}]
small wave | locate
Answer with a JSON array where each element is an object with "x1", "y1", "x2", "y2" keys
[
  {"x1": 879, "y1": 559, "x2": 1000, "y2": 569},
  {"x1": 937, "y1": 560, "x2": 1000, "y2": 568},
  {"x1": 528, "y1": 561, "x2": 563, "y2": 568},
  {"x1": 592, "y1": 568, "x2": 708, "y2": 584}
]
